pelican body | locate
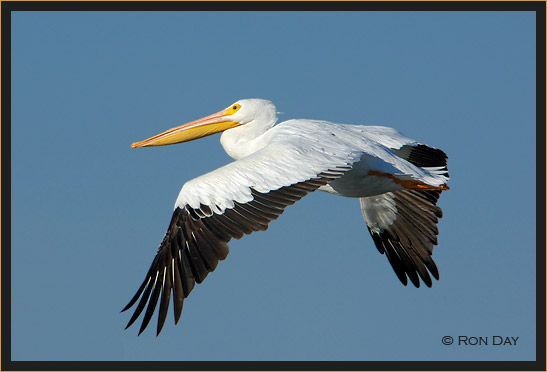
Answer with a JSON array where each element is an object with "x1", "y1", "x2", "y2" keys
[{"x1": 123, "y1": 99, "x2": 450, "y2": 335}]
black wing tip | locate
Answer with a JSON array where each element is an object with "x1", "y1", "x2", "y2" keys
[
  {"x1": 402, "y1": 263, "x2": 439, "y2": 288},
  {"x1": 364, "y1": 185, "x2": 447, "y2": 289},
  {"x1": 411, "y1": 144, "x2": 448, "y2": 166},
  {"x1": 395, "y1": 273, "x2": 435, "y2": 288},
  {"x1": 396, "y1": 143, "x2": 449, "y2": 170},
  {"x1": 369, "y1": 229, "x2": 440, "y2": 289},
  {"x1": 396, "y1": 268, "x2": 437, "y2": 288},
  {"x1": 124, "y1": 204, "x2": 236, "y2": 336},
  {"x1": 125, "y1": 317, "x2": 137, "y2": 331},
  {"x1": 125, "y1": 172, "x2": 353, "y2": 335},
  {"x1": 422, "y1": 274, "x2": 433, "y2": 288}
]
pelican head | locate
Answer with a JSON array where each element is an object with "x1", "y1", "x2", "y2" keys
[{"x1": 131, "y1": 99, "x2": 277, "y2": 148}]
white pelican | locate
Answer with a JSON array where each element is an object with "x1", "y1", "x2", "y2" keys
[{"x1": 122, "y1": 99, "x2": 449, "y2": 336}]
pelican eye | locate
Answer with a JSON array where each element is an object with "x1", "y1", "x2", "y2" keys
[{"x1": 225, "y1": 103, "x2": 241, "y2": 115}]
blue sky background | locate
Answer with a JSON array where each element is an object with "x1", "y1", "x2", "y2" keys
[{"x1": 10, "y1": 11, "x2": 536, "y2": 361}]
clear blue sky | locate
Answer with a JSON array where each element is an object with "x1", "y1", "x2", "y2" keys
[{"x1": 10, "y1": 11, "x2": 536, "y2": 361}]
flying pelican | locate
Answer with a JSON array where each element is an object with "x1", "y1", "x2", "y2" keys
[{"x1": 123, "y1": 99, "x2": 449, "y2": 336}]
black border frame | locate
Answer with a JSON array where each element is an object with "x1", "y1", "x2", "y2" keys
[{"x1": 1, "y1": 1, "x2": 545, "y2": 371}]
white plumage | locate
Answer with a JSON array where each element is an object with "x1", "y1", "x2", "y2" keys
[{"x1": 123, "y1": 99, "x2": 450, "y2": 336}]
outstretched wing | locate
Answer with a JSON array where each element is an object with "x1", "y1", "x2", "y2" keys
[
  {"x1": 122, "y1": 140, "x2": 358, "y2": 336},
  {"x1": 360, "y1": 143, "x2": 449, "y2": 287}
]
